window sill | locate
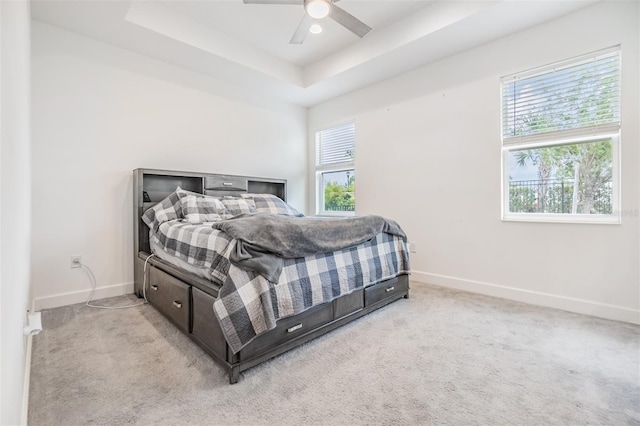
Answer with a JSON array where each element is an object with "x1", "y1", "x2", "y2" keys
[
  {"x1": 502, "y1": 213, "x2": 621, "y2": 225},
  {"x1": 316, "y1": 211, "x2": 356, "y2": 218}
]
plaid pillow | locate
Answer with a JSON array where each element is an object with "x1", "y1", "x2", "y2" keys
[
  {"x1": 242, "y1": 193, "x2": 303, "y2": 217},
  {"x1": 175, "y1": 187, "x2": 204, "y2": 198},
  {"x1": 141, "y1": 191, "x2": 183, "y2": 232},
  {"x1": 220, "y1": 197, "x2": 256, "y2": 218},
  {"x1": 180, "y1": 194, "x2": 227, "y2": 223}
]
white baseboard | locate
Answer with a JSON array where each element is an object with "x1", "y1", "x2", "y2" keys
[
  {"x1": 21, "y1": 300, "x2": 37, "y2": 426},
  {"x1": 411, "y1": 271, "x2": 640, "y2": 325},
  {"x1": 33, "y1": 282, "x2": 134, "y2": 311},
  {"x1": 21, "y1": 334, "x2": 33, "y2": 426}
]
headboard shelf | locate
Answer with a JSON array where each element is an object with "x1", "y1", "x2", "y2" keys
[{"x1": 145, "y1": 177, "x2": 201, "y2": 201}]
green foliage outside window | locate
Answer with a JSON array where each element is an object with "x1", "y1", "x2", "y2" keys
[
  {"x1": 510, "y1": 140, "x2": 612, "y2": 214},
  {"x1": 324, "y1": 173, "x2": 355, "y2": 212}
]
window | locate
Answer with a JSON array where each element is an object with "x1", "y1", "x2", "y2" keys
[
  {"x1": 315, "y1": 122, "x2": 355, "y2": 215},
  {"x1": 501, "y1": 46, "x2": 621, "y2": 223}
]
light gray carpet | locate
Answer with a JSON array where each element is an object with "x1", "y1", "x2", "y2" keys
[{"x1": 29, "y1": 282, "x2": 640, "y2": 425}]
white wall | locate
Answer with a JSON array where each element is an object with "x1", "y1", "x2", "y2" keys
[
  {"x1": 308, "y1": 1, "x2": 640, "y2": 323},
  {"x1": 1, "y1": 1, "x2": 32, "y2": 424},
  {"x1": 30, "y1": 22, "x2": 307, "y2": 307}
]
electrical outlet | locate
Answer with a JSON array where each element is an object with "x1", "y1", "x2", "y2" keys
[
  {"x1": 70, "y1": 256, "x2": 82, "y2": 268},
  {"x1": 410, "y1": 242, "x2": 417, "y2": 253}
]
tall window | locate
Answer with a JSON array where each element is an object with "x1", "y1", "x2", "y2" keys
[
  {"x1": 501, "y1": 46, "x2": 621, "y2": 223},
  {"x1": 315, "y1": 122, "x2": 355, "y2": 215}
]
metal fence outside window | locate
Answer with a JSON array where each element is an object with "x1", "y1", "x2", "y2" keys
[
  {"x1": 509, "y1": 179, "x2": 611, "y2": 214},
  {"x1": 325, "y1": 204, "x2": 355, "y2": 212}
]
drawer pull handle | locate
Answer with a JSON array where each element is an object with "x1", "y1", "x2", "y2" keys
[
  {"x1": 385, "y1": 286, "x2": 395, "y2": 293},
  {"x1": 151, "y1": 285, "x2": 158, "y2": 291},
  {"x1": 287, "y1": 324, "x2": 302, "y2": 333},
  {"x1": 173, "y1": 301, "x2": 182, "y2": 309},
  {"x1": 222, "y1": 182, "x2": 233, "y2": 186}
]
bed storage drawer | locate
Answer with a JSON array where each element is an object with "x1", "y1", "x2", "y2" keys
[
  {"x1": 191, "y1": 287, "x2": 226, "y2": 360},
  {"x1": 364, "y1": 276, "x2": 409, "y2": 307},
  {"x1": 333, "y1": 289, "x2": 363, "y2": 319},
  {"x1": 240, "y1": 302, "x2": 334, "y2": 361},
  {"x1": 148, "y1": 266, "x2": 190, "y2": 333}
]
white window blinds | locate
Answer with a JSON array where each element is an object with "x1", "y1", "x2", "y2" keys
[
  {"x1": 501, "y1": 47, "x2": 620, "y2": 144},
  {"x1": 316, "y1": 122, "x2": 355, "y2": 167}
]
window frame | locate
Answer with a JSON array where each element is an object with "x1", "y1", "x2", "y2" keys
[
  {"x1": 500, "y1": 47, "x2": 621, "y2": 224},
  {"x1": 316, "y1": 167, "x2": 356, "y2": 217},
  {"x1": 314, "y1": 121, "x2": 356, "y2": 217}
]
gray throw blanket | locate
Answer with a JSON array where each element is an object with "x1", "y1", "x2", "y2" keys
[{"x1": 212, "y1": 213, "x2": 406, "y2": 282}]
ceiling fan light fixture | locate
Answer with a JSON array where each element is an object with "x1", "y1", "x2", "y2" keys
[
  {"x1": 309, "y1": 23, "x2": 323, "y2": 34},
  {"x1": 305, "y1": 0, "x2": 330, "y2": 19}
]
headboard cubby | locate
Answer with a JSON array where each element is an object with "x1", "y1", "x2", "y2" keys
[{"x1": 145, "y1": 174, "x2": 203, "y2": 202}]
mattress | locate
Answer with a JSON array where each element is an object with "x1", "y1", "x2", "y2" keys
[{"x1": 150, "y1": 234, "x2": 214, "y2": 281}]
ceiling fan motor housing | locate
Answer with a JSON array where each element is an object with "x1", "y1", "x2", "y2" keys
[{"x1": 305, "y1": 0, "x2": 331, "y2": 19}]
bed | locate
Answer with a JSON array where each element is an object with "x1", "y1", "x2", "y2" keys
[{"x1": 133, "y1": 168, "x2": 411, "y2": 383}]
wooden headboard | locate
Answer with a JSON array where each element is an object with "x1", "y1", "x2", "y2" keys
[{"x1": 132, "y1": 168, "x2": 287, "y2": 295}]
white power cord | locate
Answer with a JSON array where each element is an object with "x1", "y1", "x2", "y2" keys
[{"x1": 80, "y1": 254, "x2": 155, "y2": 310}]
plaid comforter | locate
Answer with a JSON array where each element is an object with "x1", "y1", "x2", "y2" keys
[{"x1": 154, "y1": 220, "x2": 411, "y2": 353}]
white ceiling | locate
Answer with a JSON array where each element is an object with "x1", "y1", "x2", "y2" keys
[
  {"x1": 31, "y1": 0, "x2": 598, "y2": 107},
  {"x1": 162, "y1": 1, "x2": 432, "y2": 67}
]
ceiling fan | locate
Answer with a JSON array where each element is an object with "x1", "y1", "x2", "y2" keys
[{"x1": 242, "y1": 0, "x2": 372, "y2": 44}]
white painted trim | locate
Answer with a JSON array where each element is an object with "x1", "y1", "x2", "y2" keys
[
  {"x1": 411, "y1": 270, "x2": 640, "y2": 325},
  {"x1": 20, "y1": 300, "x2": 36, "y2": 426},
  {"x1": 33, "y1": 282, "x2": 134, "y2": 311}
]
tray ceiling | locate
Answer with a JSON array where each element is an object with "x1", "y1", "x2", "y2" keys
[{"x1": 31, "y1": 0, "x2": 598, "y2": 107}]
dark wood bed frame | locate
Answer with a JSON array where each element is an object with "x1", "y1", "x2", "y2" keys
[{"x1": 133, "y1": 168, "x2": 409, "y2": 383}]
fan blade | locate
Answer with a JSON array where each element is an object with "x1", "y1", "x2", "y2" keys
[
  {"x1": 243, "y1": 0, "x2": 303, "y2": 4},
  {"x1": 290, "y1": 14, "x2": 312, "y2": 44},
  {"x1": 328, "y1": 3, "x2": 372, "y2": 38}
]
